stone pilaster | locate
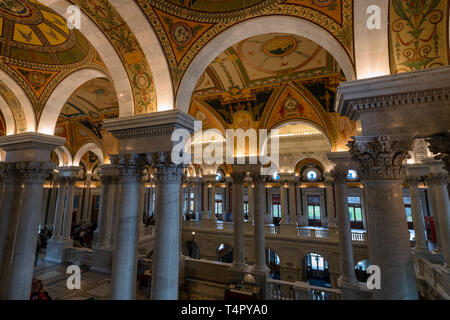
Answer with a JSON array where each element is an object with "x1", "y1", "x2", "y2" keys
[
  {"x1": 348, "y1": 135, "x2": 418, "y2": 300},
  {"x1": 109, "y1": 153, "x2": 147, "y2": 300},
  {"x1": 324, "y1": 173, "x2": 336, "y2": 228},
  {"x1": 149, "y1": 152, "x2": 184, "y2": 300}
]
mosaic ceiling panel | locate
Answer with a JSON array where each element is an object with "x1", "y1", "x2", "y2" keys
[
  {"x1": 0, "y1": 0, "x2": 105, "y2": 115},
  {"x1": 389, "y1": 0, "x2": 449, "y2": 73},
  {"x1": 72, "y1": 0, "x2": 157, "y2": 114},
  {"x1": 137, "y1": 0, "x2": 354, "y2": 88}
]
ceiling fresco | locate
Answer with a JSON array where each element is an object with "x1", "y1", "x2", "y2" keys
[
  {"x1": 188, "y1": 33, "x2": 353, "y2": 151},
  {"x1": 0, "y1": 0, "x2": 106, "y2": 115},
  {"x1": 389, "y1": 0, "x2": 449, "y2": 73},
  {"x1": 137, "y1": 0, "x2": 354, "y2": 87},
  {"x1": 72, "y1": 0, "x2": 157, "y2": 114}
]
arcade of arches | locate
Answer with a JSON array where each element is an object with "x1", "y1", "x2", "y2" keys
[{"x1": 0, "y1": 0, "x2": 449, "y2": 301}]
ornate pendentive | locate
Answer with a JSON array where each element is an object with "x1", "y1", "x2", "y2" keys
[
  {"x1": 110, "y1": 153, "x2": 148, "y2": 183},
  {"x1": 426, "y1": 133, "x2": 450, "y2": 173},
  {"x1": 347, "y1": 135, "x2": 413, "y2": 180},
  {"x1": 16, "y1": 161, "x2": 55, "y2": 183},
  {"x1": 147, "y1": 152, "x2": 184, "y2": 184}
]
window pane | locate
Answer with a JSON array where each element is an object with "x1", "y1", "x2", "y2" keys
[
  {"x1": 355, "y1": 208, "x2": 362, "y2": 221},
  {"x1": 308, "y1": 206, "x2": 314, "y2": 219},
  {"x1": 349, "y1": 208, "x2": 355, "y2": 221},
  {"x1": 348, "y1": 196, "x2": 361, "y2": 204},
  {"x1": 405, "y1": 207, "x2": 412, "y2": 222},
  {"x1": 314, "y1": 206, "x2": 321, "y2": 219},
  {"x1": 403, "y1": 196, "x2": 411, "y2": 205}
]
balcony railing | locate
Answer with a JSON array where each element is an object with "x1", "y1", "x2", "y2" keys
[
  {"x1": 182, "y1": 220, "x2": 368, "y2": 245},
  {"x1": 267, "y1": 278, "x2": 341, "y2": 300}
]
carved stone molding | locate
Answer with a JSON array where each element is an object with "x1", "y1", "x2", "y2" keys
[
  {"x1": 0, "y1": 162, "x2": 20, "y2": 183},
  {"x1": 16, "y1": 161, "x2": 55, "y2": 184},
  {"x1": 230, "y1": 171, "x2": 246, "y2": 185},
  {"x1": 426, "y1": 133, "x2": 450, "y2": 174},
  {"x1": 110, "y1": 153, "x2": 148, "y2": 184},
  {"x1": 347, "y1": 135, "x2": 413, "y2": 181},
  {"x1": 148, "y1": 152, "x2": 184, "y2": 184},
  {"x1": 427, "y1": 172, "x2": 449, "y2": 186}
]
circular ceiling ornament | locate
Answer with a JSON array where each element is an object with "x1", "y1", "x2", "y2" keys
[
  {"x1": 171, "y1": 22, "x2": 192, "y2": 46},
  {"x1": 0, "y1": 0, "x2": 35, "y2": 19},
  {"x1": 237, "y1": 33, "x2": 323, "y2": 75},
  {"x1": 263, "y1": 36, "x2": 297, "y2": 57}
]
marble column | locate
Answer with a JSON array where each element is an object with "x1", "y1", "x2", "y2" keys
[
  {"x1": 81, "y1": 173, "x2": 92, "y2": 223},
  {"x1": 61, "y1": 176, "x2": 77, "y2": 241},
  {"x1": 328, "y1": 152, "x2": 359, "y2": 298},
  {"x1": 405, "y1": 165, "x2": 429, "y2": 253},
  {"x1": 194, "y1": 179, "x2": 202, "y2": 220},
  {"x1": 45, "y1": 185, "x2": 58, "y2": 226},
  {"x1": 109, "y1": 154, "x2": 147, "y2": 300},
  {"x1": 280, "y1": 181, "x2": 288, "y2": 224},
  {"x1": 231, "y1": 171, "x2": 246, "y2": 271},
  {"x1": 94, "y1": 169, "x2": 114, "y2": 247},
  {"x1": 150, "y1": 152, "x2": 184, "y2": 300},
  {"x1": 49, "y1": 176, "x2": 67, "y2": 242},
  {"x1": 251, "y1": 173, "x2": 269, "y2": 274},
  {"x1": 225, "y1": 177, "x2": 232, "y2": 221},
  {"x1": 203, "y1": 181, "x2": 209, "y2": 219},
  {"x1": 6, "y1": 162, "x2": 54, "y2": 300},
  {"x1": 210, "y1": 182, "x2": 216, "y2": 220},
  {"x1": 0, "y1": 163, "x2": 23, "y2": 299},
  {"x1": 428, "y1": 170, "x2": 450, "y2": 268},
  {"x1": 247, "y1": 181, "x2": 254, "y2": 223},
  {"x1": 288, "y1": 180, "x2": 297, "y2": 225},
  {"x1": 324, "y1": 173, "x2": 336, "y2": 228},
  {"x1": 46, "y1": 168, "x2": 80, "y2": 265},
  {"x1": 348, "y1": 135, "x2": 418, "y2": 300}
]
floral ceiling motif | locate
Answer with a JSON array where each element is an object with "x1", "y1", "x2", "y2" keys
[
  {"x1": 137, "y1": 0, "x2": 354, "y2": 88},
  {"x1": 389, "y1": 0, "x2": 449, "y2": 73},
  {"x1": 72, "y1": 0, "x2": 157, "y2": 114},
  {"x1": 0, "y1": 0, "x2": 105, "y2": 116}
]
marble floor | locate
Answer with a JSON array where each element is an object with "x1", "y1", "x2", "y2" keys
[{"x1": 32, "y1": 251, "x2": 148, "y2": 300}]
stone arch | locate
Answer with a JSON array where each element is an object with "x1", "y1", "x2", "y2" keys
[
  {"x1": 54, "y1": 145, "x2": 73, "y2": 167},
  {"x1": 39, "y1": 0, "x2": 134, "y2": 117},
  {"x1": 0, "y1": 69, "x2": 36, "y2": 133},
  {"x1": 109, "y1": 0, "x2": 174, "y2": 111},
  {"x1": 176, "y1": 15, "x2": 356, "y2": 113},
  {"x1": 0, "y1": 94, "x2": 16, "y2": 135},
  {"x1": 38, "y1": 68, "x2": 109, "y2": 134},
  {"x1": 73, "y1": 142, "x2": 104, "y2": 167}
]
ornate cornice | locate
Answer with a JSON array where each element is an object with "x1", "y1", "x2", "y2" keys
[
  {"x1": 347, "y1": 135, "x2": 413, "y2": 181},
  {"x1": 336, "y1": 66, "x2": 450, "y2": 121}
]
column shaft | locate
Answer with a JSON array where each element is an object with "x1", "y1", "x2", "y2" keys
[{"x1": 231, "y1": 173, "x2": 245, "y2": 270}]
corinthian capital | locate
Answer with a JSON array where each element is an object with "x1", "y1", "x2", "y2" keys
[
  {"x1": 347, "y1": 135, "x2": 413, "y2": 181},
  {"x1": 110, "y1": 153, "x2": 147, "y2": 183},
  {"x1": 147, "y1": 152, "x2": 184, "y2": 184},
  {"x1": 17, "y1": 161, "x2": 55, "y2": 184},
  {"x1": 426, "y1": 133, "x2": 450, "y2": 174}
]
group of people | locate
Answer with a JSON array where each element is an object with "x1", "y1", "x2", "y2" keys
[
  {"x1": 71, "y1": 221, "x2": 97, "y2": 248},
  {"x1": 30, "y1": 279, "x2": 52, "y2": 300}
]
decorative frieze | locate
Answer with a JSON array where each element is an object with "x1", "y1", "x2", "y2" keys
[
  {"x1": 16, "y1": 161, "x2": 54, "y2": 184},
  {"x1": 347, "y1": 135, "x2": 413, "y2": 181}
]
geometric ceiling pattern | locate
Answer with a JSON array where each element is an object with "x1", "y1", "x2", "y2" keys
[
  {"x1": 137, "y1": 0, "x2": 354, "y2": 88},
  {"x1": 0, "y1": 0, "x2": 106, "y2": 115}
]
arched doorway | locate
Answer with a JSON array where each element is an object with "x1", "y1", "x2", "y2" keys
[
  {"x1": 355, "y1": 259, "x2": 370, "y2": 283},
  {"x1": 266, "y1": 248, "x2": 281, "y2": 279},
  {"x1": 216, "y1": 243, "x2": 233, "y2": 263},
  {"x1": 301, "y1": 253, "x2": 331, "y2": 288}
]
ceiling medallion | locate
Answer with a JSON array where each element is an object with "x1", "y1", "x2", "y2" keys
[
  {"x1": 263, "y1": 36, "x2": 297, "y2": 57},
  {"x1": 0, "y1": 0, "x2": 34, "y2": 19},
  {"x1": 171, "y1": 22, "x2": 192, "y2": 46}
]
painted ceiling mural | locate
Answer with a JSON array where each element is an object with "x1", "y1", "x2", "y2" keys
[
  {"x1": 55, "y1": 77, "x2": 119, "y2": 164},
  {"x1": 389, "y1": 0, "x2": 449, "y2": 73},
  {"x1": 188, "y1": 32, "x2": 354, "y2": 151},
  {"x1": 71, "y1": 0, "x2": 157, "y2": 114},
  {"x1": 0, "y1": 79, "x2": 26, "y2": 132},
  {"x1": 0, "y1": 0, "x2": 106, "y2": 116},
  {"x1": 137, "y1": 0, "x2": 354, "y2": 88}
]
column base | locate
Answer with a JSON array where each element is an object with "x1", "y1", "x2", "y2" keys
[
  {"x1": 91, "y1": 246, "x2": 114, "y2": 274},
  {"x1": 337, "y1": 277, "x2": 373, "y2": 300},
  {"x1": 45, "y1": 239, "x2": 73, "y2": 263}
]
